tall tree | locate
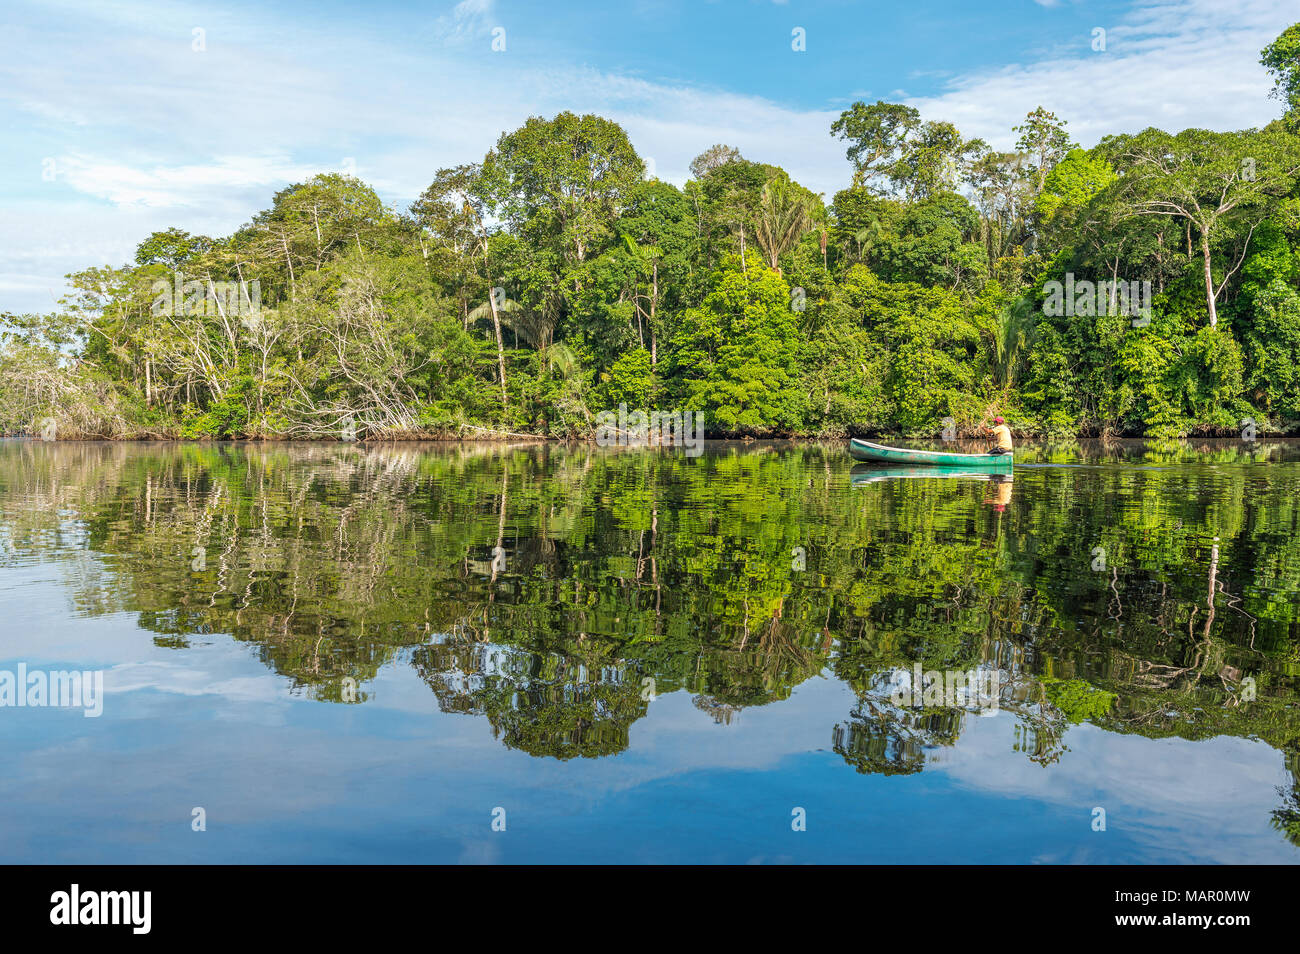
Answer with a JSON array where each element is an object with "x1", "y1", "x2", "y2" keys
[
  {"x1": 617, "y1": 180, "x2": 695, "y2": 367},
  {"x1": 412, "y1": 163, "x2": 484, "y2": 321},
  {"x1": 479, "y1": 112, "x2": 644, "y2": 267},
  {"x1": 831, "y1": 101, "x2": 920, "y2": 194},
  {"x1": 414, "y1": 163, "x2": 510, "y2": 407},
  {"x1": 1261, "y1": 23, "x2": 1300, "y2": 120},
  {"x1": 1014, "y1": 106, "x2": 1073, "y2": 192},
  {"x1": 831, "y1": 102, "x2": 980, "y2": 202},
  {"x1": 966, "y1": 148, "x2": 1031, "y2": 265},
  {"x1": 1117, "y1": 127, "x2": 1300, "y2": 327},
  {"x1": 690, "y1": 144, "x2": 743, "y2": 180}
]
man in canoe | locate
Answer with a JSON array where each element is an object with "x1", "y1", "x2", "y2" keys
[{"x1": 985, "y1": 416, "x2": 1013, "y2": 456}]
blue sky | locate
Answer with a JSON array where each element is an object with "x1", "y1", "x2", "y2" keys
[{"x1": 1, "y1": 0, "x2": 1296, "y2": 313}]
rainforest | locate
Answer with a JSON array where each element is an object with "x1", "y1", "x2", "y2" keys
[{"x1": 5, "y1": 26, "x2": 1300, "y2": 444}]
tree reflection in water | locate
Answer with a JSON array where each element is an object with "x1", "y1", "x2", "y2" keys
[{"x1": 2, "y1": 438, "x2": 1299, "y2": 842}]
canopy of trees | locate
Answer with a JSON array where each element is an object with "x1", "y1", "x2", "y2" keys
[{"x1": 5, "y1": 27, "x2": 1300, "y2": 441}]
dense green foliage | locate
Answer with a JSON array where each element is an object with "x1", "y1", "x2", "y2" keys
[{"x1": 5, "y1": 27, "x2": 1300, "y2": 440}]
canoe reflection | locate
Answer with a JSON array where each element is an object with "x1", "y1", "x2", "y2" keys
[
  {"x1": 850, "y1": 464, "x2": 1015, "y2": 489},
  {"x1": 849, "y1": 465, "x2": 1015, "y2": 511}
]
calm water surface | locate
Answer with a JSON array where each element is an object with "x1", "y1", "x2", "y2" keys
[{"x1": 1, "y1": 439, "x2": 1298, "y2": 863}]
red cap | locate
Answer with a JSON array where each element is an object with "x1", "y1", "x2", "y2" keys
[{"x1": 993, "y1": 416, "x2": 1005, "y2": 424}]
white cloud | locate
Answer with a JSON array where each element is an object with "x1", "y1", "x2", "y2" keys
[
  {"x1": 941, "y1": 717, "x2": 1298, "y2": 863},
  {"x1": 909, "y1": 0, "x2": 1292, "y2": 149},
  {"x1": 53, "y1": 154, "x2": 322, "y2": 208},
  {"x1": 436, "y1": 0, "x2": 496, "y2": 44},
  {"x1": 0, "y1": 0, "x2": 1295, "y2": 314}
]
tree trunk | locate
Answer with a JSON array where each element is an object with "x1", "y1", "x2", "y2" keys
[
  {"x1": 1200, "y1": 229, "x2": 1217, "y2": 328},
  {"x1": 1156, "y1": 231, "x2": 1165, "y2": 294},
  {"x1": 487, "y1": 289, "x2": 508, "y2": 408},
  {"x1": 282, "y1": 235, "x2": 296, "y2": 300},
  {"x1": 650, "y1": 261, "x2": 658, "y2": 369}
]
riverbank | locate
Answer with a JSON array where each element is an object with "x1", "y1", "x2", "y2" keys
[{"x1": 5, "y1": 423, "x2": 1297, "y2": 443}]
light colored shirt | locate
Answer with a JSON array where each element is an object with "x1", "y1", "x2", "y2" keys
[{"x1": 990, "y1": 424, "x2": 1013, "y2": 451}]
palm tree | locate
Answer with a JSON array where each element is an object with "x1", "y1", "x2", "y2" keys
[
  {"x1": 467, "y1": 286, "x2": 519, "y2": 409},
  {"x1": 752, "y1": 173, "x2": 817, "y2": 274},
  {"x1": 994, "y1": 297, "x2": 1037, "y2": 389},
  {"x1": 494, "y1": 298, "x2": 558, "y2": 354},
  {"x1": 851, "y1": 215, "x2": 886, "y2": 264}
]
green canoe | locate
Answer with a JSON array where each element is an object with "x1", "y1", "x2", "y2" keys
[{"x1": 849, "y1": 438, "x2": 1013, "y2": 470}]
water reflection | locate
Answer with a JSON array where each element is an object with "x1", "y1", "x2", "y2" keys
[
  {"x1": 1, "y1": 439, "x2": 1299, "y2": 850},
  {"x1": 983, "y1": 474, "x2": 1014, "y2": 513}
]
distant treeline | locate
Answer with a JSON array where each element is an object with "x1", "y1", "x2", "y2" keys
[{"x1": 4, "y1": 25, "x2": 1300, "y2": 441}]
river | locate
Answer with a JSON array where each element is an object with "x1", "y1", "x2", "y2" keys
[{"x1": 0, "y1": 439, "x2": 1296, "y2": 863}]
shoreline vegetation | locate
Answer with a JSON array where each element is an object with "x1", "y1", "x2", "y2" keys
[
  {"x1": 4, "y1": 27, "x2": 1300, "y2": 444},
  {"x1": 4, "y1": 438, "x2": 1294, "y2": 470}
]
